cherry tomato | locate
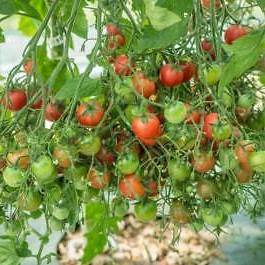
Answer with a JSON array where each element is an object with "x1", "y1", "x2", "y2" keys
[
  {"x1": 235, "y1": 141, "x2": 255, "y2": 172},
  {"x1": 203, "y1": 112, "x2": 218, "y2": 140},
  {"x1": 6, "y1": 149, "x2": 30, "y2": 170},
  {"x1": 212, "y1": 122, "x2": 232, "y2": 141},
  {"x1": 219, "y1": 149, "x2": 238, "y2": 171},
  {"x1": 201, "y1": 0, "x2": 220, "y2": 9},
  {"x1": 108, "y1": 34, "x2": 126, "y2": 50},
  {"x1": 134, "y1": 200, "x2": 157, "y2": 222},
  {"x1": 45, "y1": 103, "x2": 63, "y2": 121},
  {"x1": 87, "y1": 168, "x2": 110, "y2": 189},
  {"x1": 76, "y1": 101, "x2": 104, "y2": 127},
  {"x1": 201, "y1": 39, "x2": 216, "y2": 60},
  {"x1": 50, "y1": 217, "x2": 64, "y2": 231},
  {"x1": 23, "y1": 59, "x2": 34, "y2": 75},
  {"x1": 170, "y1": 201, "x2": 191, "y2": 224},
  {"x1": 217, "y1": 87, "x2": 233, "y2": 108},
  {"x1": 112, "y1": 198, "x2": 129, "y2": 217},
  {"x1": 164, "y1": 101, "x2": 187, "y2": 124},
  {"x1": 96, "y1": 147, "x2": 115, "y2": 165},
  {"x1": 2, "y1": 90, "x2": 27, "y2": 111},
  {"x1": 168, "y1": 160, "x2": 191, "y2": 182},
  {"x1": 205, "y1": 65, "x2": 222, "y2": 86},
  {"x1": 31, "y1": 155, "x2": 56, "y2": 185},
  {"x1": 31, "y1": 99, "x2": 43, "y2": 110},
  {"x1": 132, "y1": 113, "x2": 161, "y2": 139},
  {"x1": 192, "y1": 152, "x2": 215, "y2": 173},
  {"x1": 237, "y1": 94, "x2": 255, "y2": 109},
  {"x1": 132, "y1": 72, "x2": 156, "y2": 98},
  {"x1": 181, "y1": 61, "x2": 197, "y2": 82},
  {"x1": 52, "y1": 206, "x2": 70, "y2": 220},
  {"x1": 196, "y1": 180, "x2": 216, "y2": 200},
  {"x1": 225, "y1": 25, "x2": 248, "y2": 45},
  {"x1": 117, "y1": 151, "x2": 139, "y2": 175},
  {"x1": 78, "y1": 135, "x2": 101, "y2": 156},
  {"x1": 114, "y1": 55, "x2": 133, "y2": 76},
  {"x1": 235, "y1": 168, "x2": 253, "y2": 183},
  {"x1": 145, "y1": 179, "x2": 159, "y2": 196},
  {"x1": 249, "y1": 151, "x2": 265, "y2": 172},
  {"x1": 184, "y1": 104, "x2": 201, "y2": 124},
  {"x1": 18, "y1": 189, "x2": 42, "y2": 212},
  {"x1": 53, "y1": 145, "x2": 72, "y2": 169},
  {"x1": 3, "y1": 167, "x2": 26, "y2": 188},
  {"x1": 159, "y1": 64, "x2": 184, "y2": 87},
  {"x1": 119, "y1": 174, "x2": 145, "y2": 199},
  {"x1": 221, "y1": 201, "x2": 238, "y2": 215},
  {"x1": 140, "y1": 137, "x2": 158, "y2": 146},
  {"x1": 201, "y1": 207, "x2": 225, "y2": 227},
  {"x1": 106, "y1": 23, "x2": 121, "y2": 35}
]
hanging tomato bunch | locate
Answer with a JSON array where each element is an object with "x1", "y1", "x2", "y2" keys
[{"x1": 0, "y1": 0, "x2": 265, "y2": 263}]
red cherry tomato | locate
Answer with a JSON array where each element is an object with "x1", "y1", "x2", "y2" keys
[
  {"x1": 31, "y1": 99, "x2": 43, "y2": 110},
  {"x1": 2, "y1": 90, "x2": 27, "y2": 111},
  {"x1": 201, "y1": 0, "x2": 221, "y2": 9},
  {"x1": 76, "y1": 101, "x2": 104, "y2": 127},
  {"x1": 132, "y1": 114, "x2": 161, "y2": 139},
  {"x1": 192, "y1": 152, "x2": 215, "y2": 173},
  {"x1": 181, "y1": 62, "x2": 197, "y2": 82},
  {"x1": 108, "y1": 34, "x2": 126, "y2": 50},
  {"x1": 87, "y1": 168, "x2": 110, "y2": 189},
  {"x1": 203, "y1": 112, "x2": 218, "y2": 140},
  {"x1": 225, "y1": 25, "x2": 248, "y2": 45},
  {"x1": 119, "y1": 174, "x2": 145, "y2": 199},
  {"x1": 201, "y1": 39, "x2": 216, "y2": 60},
  {"x1": 96, "y1": 147, "x2": 116, "y2": 165},
  {"x1": 159, "y1": 64, "x2": 184, "y2": 87},
  {"x1": 185, "y1": 103, "x2": 201, "y2": 124},
  {"x1": 235, "y1": 141, "x2": 255, "y2": 172},
  {"x1": 106, "y1": 23, "x2": 121, "y2": 35},
  {"x1": 45, "y1": 103, "x2": 63, "y2": 121},
  {"x1": 132, "y1": 72, "x2": 156, "y2": 98},
  {"x1": 114, "y1": 55, "x2": 133, "y2": 76}
]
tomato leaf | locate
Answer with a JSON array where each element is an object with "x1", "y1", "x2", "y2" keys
[
  {"x1": 18, "y1": 17, "x2": 39, "y2": 37},
  {"x1": 157, "y1": 0, "x2": 193, "y2": 17},
  {"x1": 135, "y1": 19, "x2": 188, "y2": 53},
  {"x1": 0, "y1": 0, "x2": 18, "y2": 15},
  {"x1": 55, "y1": 76, "x2": 103, "y2": 100},
  {"x1": 219, "y1": 28, "x2": 265, "y2": 89},
  {"x1": 14, "y1": 0, "x2": 42, "y2": 20},
  {"x1": 0, "y1": 27, "x2": 5, "y2": 43}
]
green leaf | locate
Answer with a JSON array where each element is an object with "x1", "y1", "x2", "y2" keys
[
  {"x1": 14, "y1": 0, "x2": 41, "y2": 20},
  {"x1": 73, "y1": 9, "x2": 88, "y2": 38},
  {"x1": 132, "y1": 0, "x2": 145, "y2": 13},
  {"x1": 135, "y1": 19, "x2": 188, "y2": 53},
  {"x1": 143, "y1": 0, "x2": 181, "y2": 31},
  {"x1": 0, "y1": 27, "x2": 4, "y2": 43},
  {"x1": 0, "y1": 0, "x2": 18, "y2": 15},
  {"x1": 18, "y1": 17, "x2": 38, "y2": 37},
  {"x1": 219, "y1": 28, "x2": 265, "y2": 89},
  {"x1": 30, "y1": 0, "x2": 47, "y2": 18},
  {"x1": 55, "y1": 76, "x2": 103, "y2": 100},
  {"x1": 256, "y1": 0, "x2": 265, "y2": 9},
  {"x1": 0, "y1": 236, "x2": 21, "y2": 265},
  {"x1": 157, "y1": 0, "x2": 193, "y2": 17}
]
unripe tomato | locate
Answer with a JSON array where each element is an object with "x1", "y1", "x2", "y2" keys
[
  {"x1": 249, "y1": 151, "x2": 265, "y2": 172},
  {"x1": 134, "y1": 200, "x2": 157, "y2": 222},
  {"x1": 112, "y1": 198, "x2": 129, "y2": 217},
  {"x1": 2, "y1": 90, "x2": 27, "y2": 111},
  {"x1": 6, "y1": 149, "x2": 30, "y2": 170},
  {"x1": 203, "y1": 112, "x2": 218, "y2": 140},
  {"x1": 225, "y1": 25, "x2": 248, "y2": 45},
  {"x1": 170, "y1": 202, "x2": 191, "y2": 224},
  {"x1": 164, "y1": 101, "x2": 187, "y2": 124},
  {"x1": 45, "y1": 103, "x2": 63, "y2": 121},
  {"x1": 237, "y1": 94, "x2": 255, "y2": 109},
  {"x1": 114, "y1": 55, "x2": 133, "y2": 76},
  {"x1": 217, "y1": 87, "x2": 233, "y2": 108},
  {"x1": 132, "y1": 72, "x2": 156, "y2": 98},
  {"x1": 50, "y1": 217, "x2": 64, "y2": 231},
  {"x1": 192, "y1": 152, "x2": 215, "y2": 173},
  {"x1": 76, "y1": 101, "x2": 104, "y2": 127},
  {"x1": 181, "y1": 61, "x2": 197, "y2": 82},
  {"x1": 201, "y1": 207, "x2": 225, "y2": 227},
  {"x1": 23, "y1": 59, "x2": 34, "y2": 75},
  {"x1": 168, "y1": 160, "x2": 191, "y2": 182},
  {"x1": 212, "y1": 122, "x2": 232, "y2": 141},
  {"x1": 219, "y1": 149, "x2": 238, "y2": 171},
  {"x1": 159, "y1": 64, "x2": 184, "y2": 87},
  {"x1": 117, "y1": 151, "x2": 139, "y2": 175},
  {"x1": 205, "y1": 65, "x2": 222, "y2": 85},
  {"x1": 119, "y1": 174, "x2": 145, "y2": 199},
  {"x1": 221, "y1": 201, "x2": 238, "y2": 215},
  {"x1": 31, "y1": 155, "x2": 56, "y2": 185},
  {"x1": 87, "y1": 168, "x2": 111, "y2": 189},
  {"x1": 52, "y1": 206, "x2": 70, "y2": 220},
  {"x1": 18, "y1": 189, "x2": 42, "y2": 212},
  {"x1": 78, "y1": 135, "x2": 101, "y2": 156},
  {"x1": 3, "y1": 167, "x2": 26, "y2": 188},
  {"x1": 184, "y1": 104, "x2": 201, "y2": 124},
  {"x1": 53, "y1": 145, "x2": 72, "y2": 169},
  {"x1": 196, "y1": 180, "x2": 216, "y2": 200}
]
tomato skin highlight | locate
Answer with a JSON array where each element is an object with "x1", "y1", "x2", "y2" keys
[
  {"x1": 225, "y1": 25, "x2": 248, "y2": 45},
  {"x1": 119, "y1": 174, "x2": 145, "y2": 199},
  {"x1": 203, "y1": 112, "x2": 218, "y2": 140},
  {"x1": 45, "y1": 103, "x2": 63, "y2": 121},
  {"x1": 132, "y1": 72, "x2": 156, "y2": 98},
  {"x1": 76, "y1": 101, "x2": 104, "y2": 127},
  {"x1": 2, "y1": 90, "x2": 27, "y2": 111},
  {"x1": 114, "y1": 55, "x2": 133, "y2": 76},
  {"x1": 159, "y1": 64, "x2": 184, "y2": 87}
]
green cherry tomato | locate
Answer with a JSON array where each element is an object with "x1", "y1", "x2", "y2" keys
[
  {"x1": 221, "y1": 201, "x2": 238, "y2": 215},
  {"x1": 112, "y1": 198, "x2": 129, "y2": 217},
  {"x1": 52, "y1": 206, "x2": 70, "y2": 220},
  {"x1": 168, "y1": 160, "x2": 191, "y2": 182},
  {"x1": 201, "y1": 207, "x2": 224, "y2": 227},
  {"x1": 125, "y1": 105, "x2": 140, "y2": 123},
  {"x1": 31, "y1": 155, "x2": 56, "y2": 185},
  {"x1": 117, "y1": 151, "x2": 139, "y2": 175},
  {"x1": 218, "y1": 87, "x2": 233, "y2": 108},
  {"x1": 114, "y1": 78, "x2": 135, "y2": 103},
  {"x1": 164, "y1": 101, "x2": 187, "y2": 124},
  {"x1": 238, "y1": 94, "x2": 255, "y2": 109},
  {"x1": 205, "y1": 65, "x2": 222, "y2": 86},
  {"x1": 78, "y1": 135, "x2": 101, "y2": 156},
  {"x1": 69, "y1": 166, "x2": 88, "y2": 190},
  {"x1": 50, "y1": 217, "x2": 64, "y2": 231},
  {"x1": 134, "y1": 200, "x2": 157, "y2": 222},
  {"x1": 18, "y1": 189, "x2": 42, "y2": 212},
  {"x1": 3, "y1": 167, "x2": 26, "y2": 188},
  {"x1": 212, "y1": 122, "x2": 232, "y2": 141},
  {"x1": 219, "y1": 149, "x2": 238, "y2": 171},
  {"x1": 249, "y1": 151, "x2": 265, "y2": 172}
]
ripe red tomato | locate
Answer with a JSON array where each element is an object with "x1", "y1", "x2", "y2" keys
[
  {"x1": 235, "y1": 141, "x2": 255, "y2": 172},
  {"x1": 106, "y1": 23, "x2": 121, "y2": 35},
  {"x1": 108, "y1": 34, "x2": 126, "y2": 50},
  {"x1": 192, "y1": 152, "x2": 215, "y2": 173},
  {"x1": 225, "y1": 25, "x2": 248, "y2": 45},
  {"x1": 159, "y1": 64, "x2": 184, "y2": 87},
  {"x1": 96, "y1": 147, "x2": 115, "y2": 165},
  {"x1": 45, "y1": 103, "x2": 63, "y2": 121},
  {"x1": 203, "y1": 112, "x2": 218, "y2": 140},
  {"x1": 31, "y1": 99, "x2": 43, "y2": 110},
  {"x1": 201, "y1": 0, "x2": 221, "y2": 9},
  {"x1": 114, "y1": 55, "x2": 133, "y2": 76},
  {"x1": 2, "y1": 90, "x2": 27, "y2": 111},
  {"x1": 185, "y1": 104, "x2": 201, "y2": 124},
  {"x1": 23, "y1": 59, "x2": 34, "y2": 75},
  {"x1": 132, "y1": 114, "x2": 161, "y2": 139},
  {"x1": 76, "y1": 101, "x2": 104, "y2": 127},
  {"x1": 132, "y1": 72, "x2": 156, "y2": 98},
  {"x1": 181, "y1": 62, "x2": 197, "y2": 82},
  {"x1": 119, "y1": 174, "x2": 145, "y2": 199},
  {"x1": 87, "y1": 168, "x2": 110, "y2": 189},
  {"x1": 201, "y1": 39, "x2": 216, "y2": 60}
]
